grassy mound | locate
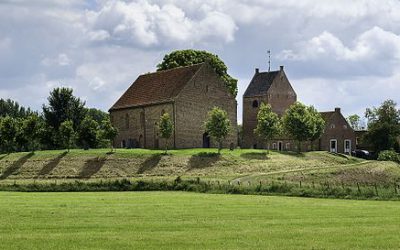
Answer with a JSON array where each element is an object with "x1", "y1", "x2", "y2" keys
[{"x1": 0, "y1": 148, "x2": 366, "y2": 180}]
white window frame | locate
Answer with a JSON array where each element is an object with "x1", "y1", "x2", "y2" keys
[
  {"x1": 286, "y1": 143, "x2": 290, "y2": 150},
  {"x1": 344, "y1": 139, "x2": 351, "y2": 154},
  {"x1": 329, "y1": 139, "x2": 337, "y2": 153}
]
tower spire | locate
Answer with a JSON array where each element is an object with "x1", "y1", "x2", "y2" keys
[{"x1": 267, "y1": 50, "x2": 271, "y2": 72}]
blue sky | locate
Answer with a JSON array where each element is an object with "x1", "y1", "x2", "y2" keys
[{"x1": 1, "y1": 0, "x2": 399, "y2": 124}]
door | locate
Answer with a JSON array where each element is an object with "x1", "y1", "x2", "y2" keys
[
  {"x1": 330, "y1": 139, "x2": 337, "y2": 153},
  {"x1": 278, "y1": 141, "x2": 283, "y2": 151},
  {"x1": 344, "y1": 139, "x2": 351, "y2": 154},
  {"x1": 203, "y1": 133, "x2": 210, "y2": 148}
]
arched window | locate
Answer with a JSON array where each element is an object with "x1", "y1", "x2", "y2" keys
[{"x1": 252, "y1": 100, "x2": 259, "y2": 108}]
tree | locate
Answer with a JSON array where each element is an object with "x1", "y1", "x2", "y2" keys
[
  {"x1": 59, "y1": 120, "x2": 75, "y2": 152},
  {"x1": 158, "y1": 113, "x2": 174, "y2": 154},
  {"x1": 86, "y1": 108, "x2": 109, "y2": 124},
  {"x1": 43, "y1": 87, "x2": 86, "y2": 132},
  {"x1": 347, "y1": 114, "x2": 361, "y2": 130},
  {"x1": 364, "y1": 100, "x2": 400, "y2": 153},
  {"x1": 307, "y1": 106, "x2": 325, "y2": 150},
  {"x1": 282, "y1": 102, "x2": 325, "y2": 152},
  {"x1": 100, "y1": 119, "x2": 118, "y2": 152},
  {"x1": 204, "y1": 107, "x2": 231, "y2": 154},
  {"x1": 0, "y1": 98, "x2": 36, "y2": 118},
  {"x1": 77, "y1": 116, "x2": 99, "y2": 149},
  {"x1": 21, "y1": 115, "x2": 42, "y2": 152},
  {"x1": 157, "y1": 49, "x2": 238, "y2": 97},
  {"x1": 0, "y1": 116, "x2": 17, "y2": 153},
  {"x1": 254, "y1": 103, "x2": 280, "y2": 151}
]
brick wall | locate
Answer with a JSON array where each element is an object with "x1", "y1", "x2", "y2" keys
[{"x1": 175, "y1": 63, "x2": 238, "y2": 148}]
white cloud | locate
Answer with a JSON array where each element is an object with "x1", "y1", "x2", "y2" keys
[
  {"x1": 85, "y1": 0, "x2": 237, "y2": 47},
  {"x1": 280, "y1": 27, "x2": 400, "y2": 62}
]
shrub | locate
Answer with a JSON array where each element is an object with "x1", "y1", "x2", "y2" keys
[{"x1": 378, "y1": 150, "x2": 400, "y2": 163}]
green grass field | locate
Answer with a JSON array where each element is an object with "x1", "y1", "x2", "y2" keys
[{"x1": 0, "y1": 191, "x2": 399, "y2": 249}]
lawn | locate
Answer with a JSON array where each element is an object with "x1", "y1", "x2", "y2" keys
[{"x1": 0, "y1": 191, "x2": 399, "y2": 249}]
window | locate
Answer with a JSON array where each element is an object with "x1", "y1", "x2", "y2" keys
[
  {"x1": 330, "y1": 124, "x2": 335, "y2": 129},
  {"x1": 252, "y1": 100, "x2": 259, "y2": 108},
  {"x1": 161, "y1": 109, "x2": 165, "y2": 116},
  {"x1": 344, "y1": 139, "x2": 351, "y2": 154},
  {"x1": 286, "y1": 143, "x2": 290, "y2": 150},
  {"x1": 343, "y1": 125, "x2": 348, "y2": 129},
  {"x1": 205, "y1": 85, "x2": 209, "y2": 93},
  {"x1": 272, "y1": 143, "x2": 277, "y2": 150},
  {"x1": 125, "y1": 114, "x2": 130, "y2": 129}
]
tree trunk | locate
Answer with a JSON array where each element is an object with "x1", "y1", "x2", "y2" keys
[
  {"x1": 297, "y1": 141, "x2": 301, "y2": 153},
  {"x1": 218, "y1": 140, "x2": 222, "y2": 154}
]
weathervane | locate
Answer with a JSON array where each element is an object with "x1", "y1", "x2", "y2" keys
[{"x1": 267, "y1": 50, "x2": 271, "y2": 72}]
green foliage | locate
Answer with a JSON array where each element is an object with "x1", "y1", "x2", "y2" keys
[
  {"x1": 85, "y1": 108, "x2": 109, "y2": 124},
  {"x1": 21, "y1": 115, "x2": 43, "y2": 152},
  {"x1": 377, "y1": 150, "x2": 400, "y2": 163},
  {"x1": 347, "y1": 114, "x2": 361, "y2": 130},
  {"x1": 205, "y1": 107, "x2": 231, "y2": 153},
  {"x1": 0, "y1": 98, "x2": 36, "y2": 118},
  {"x1": 99, "y1": 118, "x2": 118, "y2": 152},
  {"x1": 282, "y1": 102, "x2": 325, "y2": 151},
  {"x1": 0, "y1": 116, "x2": 17, "y2": 153},
  {"x1": 254, "y1": 103, "x2": 280, "y2": 148},
  {"x1": 365, "y1": 100, "x2": 400, "y2": 153},
  {"x1": 158, "y1": 113, "x2": 174, "y2": 153},
  {"x1": 77, "y1": 116, "x2": 99, "y2": 149},
  {"x1": 59, "y1": 120, "x2": 76, "y2": 152},
  {"x1": 43, "y1": 87, "x2": 86, "y2": 132},
  {"x1": 157, "y1": 49, "x2": 238, "y2": 97}
]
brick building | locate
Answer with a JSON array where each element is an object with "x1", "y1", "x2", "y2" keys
[
  {"x1": 109, "y1": 62, "x2": 237, "y2": 149},
  {"x1": 242, "y1": 66, "x2": 356, "y2": 153},
  {"x1": 242, "y1": 66, "x2": 296, "y2": 149},
  {"x1": 317, "y1": 108, "x2": 356, "y2": 154}
]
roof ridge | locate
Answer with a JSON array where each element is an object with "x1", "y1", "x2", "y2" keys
[{"x1": 144, "y1": 62, "x2": 205, "y2": 76}]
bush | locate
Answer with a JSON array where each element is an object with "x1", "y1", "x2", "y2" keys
[{"x1": 378, "y1": 150, "x2": 400, "y2": 163}]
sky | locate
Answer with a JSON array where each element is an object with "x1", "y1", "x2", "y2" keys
[{"x1": 1, "y1": 0, "x2": 399, "y2": 124}]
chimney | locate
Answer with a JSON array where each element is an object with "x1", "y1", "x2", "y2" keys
[
  {"x1": 255, "y1": 68, "x2": 259, "y2": 74},
  {"x1": 280, "y1": 65, "x2": 284, "y2": 72},
  {"x1": 335, "y1": 107, "x2": 341, "y2": 113}
]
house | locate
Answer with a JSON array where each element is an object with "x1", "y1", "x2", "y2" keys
[
  {"x1": 109, "y1": 62, "x2": 238, "y2": 149},
  {"x1": 242, "y1": 66, "x2": 356, "y2": 154},
  {"x1": 242, "y1": 66, "x2": 297, "y2": 149},
  {"x1": 317, "y1": 108, "x2": 356, "y2": 154}
]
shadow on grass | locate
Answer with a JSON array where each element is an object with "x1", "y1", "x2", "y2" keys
[
  {"x1": 137, "y1": 154, "x2": 162, "y2": 174},
  {"x1": 78, "y1": 157, "x2": 106, "y2": 178},
  {"x1": 329, "y1": 152, "x2": 350, "y2": 159},
  {"x1": 188, "y1": 152, "x2": 220, "y2": 169},
  {"x1": 37, "y1": 151, "x2": 68, "y2": 177},
  {"x1": 0, "y1": 152, "x2": 34, "y2": 180},
  {"x1": 240, "y1": 152, "x2": 269, "y2": 160}
]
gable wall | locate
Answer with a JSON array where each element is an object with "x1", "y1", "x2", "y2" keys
[
  {"x1": 175, "y1": 64, "x2": 238, "y2": 148},
  {"x1": 317, "y1": 110, "x2": 356, "y2": 153}
]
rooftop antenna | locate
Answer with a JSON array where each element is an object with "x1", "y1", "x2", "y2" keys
[{"x1": 267, "y1": 50, "x2": 271, "y2": 72}]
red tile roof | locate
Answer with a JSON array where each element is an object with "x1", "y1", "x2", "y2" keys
[
  {"x1": 319, "y1": 111, "x2": 335, "y2": 122},
  {"x1": 110, "y1": 63, "x2": 204, "y2": 110}
]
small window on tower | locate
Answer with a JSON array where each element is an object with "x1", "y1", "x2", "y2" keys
[{"x1": 252, "y1": 100, "x2": 259, "y2": 108}]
